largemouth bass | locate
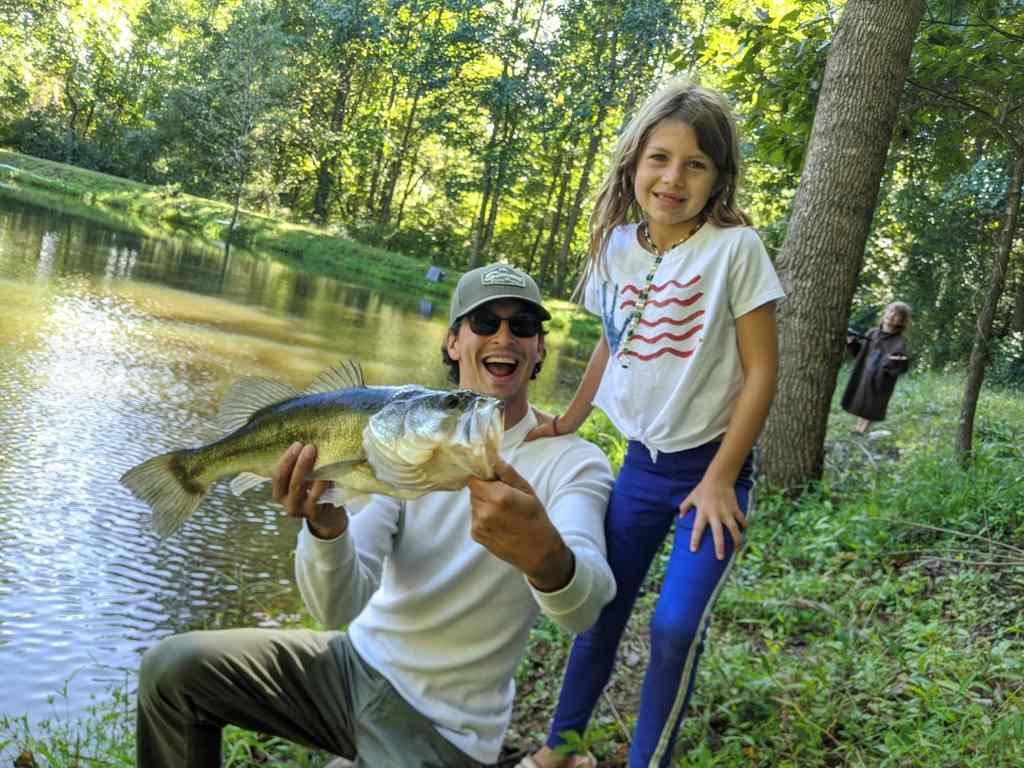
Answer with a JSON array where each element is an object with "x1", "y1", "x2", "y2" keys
[{"x1": 120, "y1": 360, "x2": 504, "y2": 537}]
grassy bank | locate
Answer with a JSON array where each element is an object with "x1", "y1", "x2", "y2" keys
[
  {"x1": 0, "y1": 149, "x2": 455, "y2": 301},
  {"x1": 4, "y1": 369, "x2": 1021, "y2": 766},
  {"x1": 512, "y1": 371, "x2": 1024, "y2": 767}
]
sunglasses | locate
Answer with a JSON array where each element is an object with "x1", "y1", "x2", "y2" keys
[{"x1": 466, "y1": 308, "x2": 543, "y2": 338}]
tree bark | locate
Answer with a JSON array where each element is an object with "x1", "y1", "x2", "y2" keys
[
  {"x1": 955, "y1": 151, "x2": 1024, "y2": 461},
  {"x1": 761, "y1": 0, "x2": 926, "y2": 490}
]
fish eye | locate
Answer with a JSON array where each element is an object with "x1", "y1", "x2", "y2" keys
[{"x1": 443, "y1": 393, "x2": 462, "y2": 409}]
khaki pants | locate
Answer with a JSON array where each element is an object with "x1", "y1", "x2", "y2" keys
[{"x1": 136, "y1": 628, "x2": 483, "y2": 768}]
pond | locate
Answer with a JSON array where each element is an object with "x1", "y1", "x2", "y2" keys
[{"x1": 0, "y1": 192, "x2": 585, "y2": 728}]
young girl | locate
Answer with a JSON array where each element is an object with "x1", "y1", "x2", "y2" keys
[
  {"x1": 842, "y1": 301, "x2": 911, "y2": 434},
  {"x1": 518, "y1": 80, "x2": 785, "y2": 768}
]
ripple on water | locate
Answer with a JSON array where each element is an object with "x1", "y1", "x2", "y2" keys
[{"x1": 0, "y1": 282, "x2": 300, "y2": 724}]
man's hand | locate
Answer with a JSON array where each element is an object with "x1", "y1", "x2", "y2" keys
[
  {"x1": 467, "y1": 460, "x2": 573, "y2": 591},
  {"x1": 271, "y1": 442, "x2": 348, "y2": 540},
  {"x1": 679, "y1": 477, "x2": 747, "y2": 561}
]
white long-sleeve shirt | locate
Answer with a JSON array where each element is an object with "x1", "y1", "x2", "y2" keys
[{"x1": 294, "y1": 410, "x2": 616, "y2": 764}]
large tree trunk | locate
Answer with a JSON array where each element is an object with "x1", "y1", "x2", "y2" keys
[
  {"x1": 955, "y1": 151, "x2": 1024, "y2": 462},
  {"x1": 761, "y1": 0, "x2": 925, "y2": 490}
]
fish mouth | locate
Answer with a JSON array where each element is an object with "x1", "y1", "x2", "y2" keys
[{"x1": 465, "y1": 396, "x2": 504, "y2": 472}]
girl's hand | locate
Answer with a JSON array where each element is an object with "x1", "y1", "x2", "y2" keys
[
  {"x1": 525, "y1": 407, "x2": 568, "y2": 442},
  {"x1": 678, "y1": 478, "x2": 747, "y2": 561}
]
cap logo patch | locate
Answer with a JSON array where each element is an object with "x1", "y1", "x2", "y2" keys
[{"x1": 481, "y1": 265, "x2": 526, "y2": 288}]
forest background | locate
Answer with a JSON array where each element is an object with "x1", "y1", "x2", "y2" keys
[
  {"x1": 5, "y1": 0, "x2": 1023, "y2": 487},
  {"x1": 1, "y1": 0, "x2": 1023, "y2": 765}
]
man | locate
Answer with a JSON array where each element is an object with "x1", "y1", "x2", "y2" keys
[{"x1": 136, "y1": 263, "x2": 616, "y2": 767}]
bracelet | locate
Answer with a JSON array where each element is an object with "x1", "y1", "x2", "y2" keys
[{"x1": 552, "y1": 414, "x2": 561, "y2": 436}]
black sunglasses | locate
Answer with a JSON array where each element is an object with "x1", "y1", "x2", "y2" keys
[{"x1": 466, "y1": 308, "x2": 543, "y2": 338}]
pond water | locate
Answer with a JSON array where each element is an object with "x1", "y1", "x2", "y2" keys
[{"x1": 0, "y1": 192, "x2": 585, "y2": 729}]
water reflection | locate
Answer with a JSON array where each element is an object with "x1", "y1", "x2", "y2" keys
[{"x1": 0, "y1": 193, "x2": 587, "y2": 730}]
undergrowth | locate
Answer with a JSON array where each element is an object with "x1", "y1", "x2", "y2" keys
[{"x1": 2, "y1": 366, "x2": 1022, "y2": 766}]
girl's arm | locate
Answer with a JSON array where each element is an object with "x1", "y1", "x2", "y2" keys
[
  {"x1": 681, "y1": 302, "x2": 778, "y2": 560},
  {"x1": 527, "y1": 331, "x2": 610, "y2": 440}
]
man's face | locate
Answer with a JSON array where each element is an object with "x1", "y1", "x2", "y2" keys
[{"x1": 446, "y1": 299, "x2": 545, "y2": 412}]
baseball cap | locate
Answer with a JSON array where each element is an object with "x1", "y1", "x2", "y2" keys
[{"x1": 448, "y1": 263, "x2": 551, "y2": 325}]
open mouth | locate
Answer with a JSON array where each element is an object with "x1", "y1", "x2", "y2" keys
[
  {"x1": 482, "y1": 354, "x2": 520, "y2": 379},
  {"x1": 654, "y1": 191, "x2": 685, "y2": 204}
]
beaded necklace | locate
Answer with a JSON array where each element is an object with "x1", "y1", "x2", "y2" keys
[{"x1": 616, "y1": 218, "x2": 705, "y2": 367}]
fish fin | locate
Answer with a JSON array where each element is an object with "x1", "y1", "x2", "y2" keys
[
  {"x1": 230, "y1": 472, "x2": 268, "y2": 496},
  {"x1": 308, "y1": 459, "x2": 365, "y2": 481},
  {"x1": 304, "y1": 360, "x2": 365, "y2": 395},
  {"x1": 215, "y1": 377, "x2": 299, "y2": 433},
  {"x1": 120, "y1": 451, "x2": 206, "y2": 538}
]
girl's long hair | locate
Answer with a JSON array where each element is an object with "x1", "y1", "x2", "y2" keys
[{"x1": 586, "y1": 80, "x2": 751, "y2": 282}]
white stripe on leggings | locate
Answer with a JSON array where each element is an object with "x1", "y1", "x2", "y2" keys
[{"x1": 647, "y1": 488, "x2": 757, "y2": 768}]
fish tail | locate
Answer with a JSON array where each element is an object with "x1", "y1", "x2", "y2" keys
[{"x1": 120, "y1": 450, "x2": 206, "y2": 538}]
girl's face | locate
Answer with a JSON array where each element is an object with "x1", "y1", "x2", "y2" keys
[
  {"x1": 881, "y1": 307, "x2": 907, "y2": 333},
  {"x1": 633, "y1": 118, "x2": 719, "y2": 244}
]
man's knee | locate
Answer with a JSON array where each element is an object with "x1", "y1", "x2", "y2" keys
[{"x1": 139, "y1": 631, "x2": 213, "y2": 703}]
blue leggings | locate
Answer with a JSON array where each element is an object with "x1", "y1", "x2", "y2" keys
[{"x1": 546, "y1": 440, "x2": 753, "y2": 768}]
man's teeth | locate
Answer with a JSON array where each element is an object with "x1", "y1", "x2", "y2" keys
[{"x1": 483, "y1": 357, "x2": 519, "y2": 376}]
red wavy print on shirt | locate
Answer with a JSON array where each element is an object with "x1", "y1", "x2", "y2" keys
[
  {"x1": 619, "y1": 276, "x2": 700, "y2": 295},
  {"x1": 637, "y1": 310, "x2": 704, "y2": 327},
  {"x1": 619, "y1": 292, "x2": 703, "y2": 310},
  {"x1": 628, "y1": 325, "x2": 703, "y2": 344},
  {"x1": 619, "y1": 275, "x2": 704, "y2": 362},
  {"x1": 622, "y1": 347, "x2": 696, "y2": 361}
]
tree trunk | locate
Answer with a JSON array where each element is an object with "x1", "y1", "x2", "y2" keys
[
  {"x1": 1012, "y1": 260, "x2": 1024, "y2": 333},
  {"x1": 555, "y1": 27, "x2": 618, "y2": 298},
  {"x1": 525, "y1": 170, "x2": 559, "y2": 274},
  {"x1": 396, "y1": 165, "x2": 427, "y2": 228},
  {"x1": 955, "y1": 151, "x2": 1024, "y2": 462},
  {"x1": 312, "y1": 70, "x2": 353, "y2": 225},
  {"x1": 761, "y1": 0, "x2": 926, "y2": 490},
  {"x1": 366, "y1": 78, "x2": 401, "y2": 218},
  {"x1": 539, "y1": 154, "x2": 572, "y2": 288},
  {"x1": 377, "y1": 92, "x2": 420, "y2": 225},
  {"x1": 470, "y1": 122, "x2": 500, "y2": 267},
  {"x1": 556, "y1": 124, "x2": 603, "y2": 297}
]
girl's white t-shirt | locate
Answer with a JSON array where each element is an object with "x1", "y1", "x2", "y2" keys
[{"x1": 584, "y1": 221, "x2": 785, "y2": 457}]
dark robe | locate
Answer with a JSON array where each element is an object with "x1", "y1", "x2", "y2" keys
[{"x1": 841, "y1": 328, "x2": 908, "y2": 421}]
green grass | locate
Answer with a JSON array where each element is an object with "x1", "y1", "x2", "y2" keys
[
  {"x1": 2, "y1": 347, "x2": 1021, "y2": 761},
  {"x1": 513, "y1": 370, "x2": 1024, "y2": 767}
]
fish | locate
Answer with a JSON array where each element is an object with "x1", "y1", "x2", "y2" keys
[{"x1": 120, "y1": 360, "x2": 504, "y2": 537}]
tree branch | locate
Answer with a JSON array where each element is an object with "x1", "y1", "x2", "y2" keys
[{"x1": 905, "y1": 77, "x2": 992, "y2": 119}]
